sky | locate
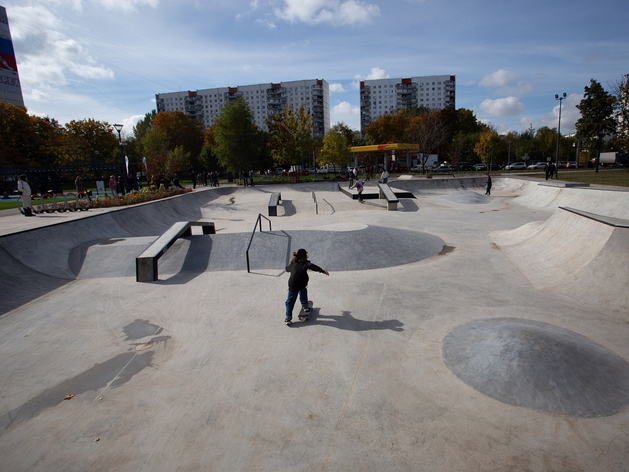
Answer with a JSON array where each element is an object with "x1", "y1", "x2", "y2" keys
[{"x1": 4, "y1": 0, "x2": 628, "y2": 139}]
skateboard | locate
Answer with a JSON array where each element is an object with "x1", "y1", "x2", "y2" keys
[{"x1": 298, "y1": 301, "x2": 313, "y2": 322}]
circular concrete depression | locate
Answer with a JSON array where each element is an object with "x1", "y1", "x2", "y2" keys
[{"x1": 442, "y1": 318, "x2": 629, "y2": 417}]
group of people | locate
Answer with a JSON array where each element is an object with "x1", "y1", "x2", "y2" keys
[
  {"x1": 348, "y1": 167, "x2": 390, "y2": 203},
  {"x1": 241, "y1": 170, "x2": 255, "y2": 187},
  {"x1": 544, "y1": 162, "x2": 558, "y2": 180}
]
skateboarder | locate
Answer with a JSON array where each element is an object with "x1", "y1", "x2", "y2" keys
[{"x1": 284, "y1": 248, "x2": 329, "y2": 325}]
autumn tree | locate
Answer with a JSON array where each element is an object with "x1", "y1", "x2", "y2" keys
[
  {"x1": 62, "y1": 119, "x2": 119, "y2": 170},
  {"x1": 611, "y1": 73, "x2": 629, "y2": 153},
  {"x1": 0, "y1": 102, "x2": 39, "y2": 167},
  {"x1": 152, "y1": 111, "x2": 204, "y2": 171},
  {"x1": 474, "y1": 129, "x2": 500, "y2": 170},
  {"x1": 141, "y1": 126, "x2": 170, "y2": 181},
  {"x1": 266, "y1": 103, "x2": 313, "y2": 168},
  {"x1": 320, "y1": 124, "x2": 352, "y2": 167},
  {"x1": 365, "y1": 111, "x2": 408, "y2": 144},
  {"x1": 213, "y1": 97, "x2": 262, "y2": 174},
  {"x1": 405, "y1": 111, "x2": 450, "y2": 170},
  {"x1": 576, "y1": 79, "x2": 617, "y2": 172}
]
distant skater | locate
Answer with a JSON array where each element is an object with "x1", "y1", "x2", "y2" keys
[
  {"x1": 284, "y1": 249, "x2": 329, "y2": 325},
  {"x1": 350, "y1": 178, "x2": 365, "y2": 202},
  {"x1": 485, "y1": 175, "x2": 492, "y2": 196},
  {"x1": 380, "y1": 168, "x2": 389, "y2": 184}
]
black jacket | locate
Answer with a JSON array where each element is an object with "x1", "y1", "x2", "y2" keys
[{"x1": 286, "y1": 261, "x2": 325, "y2": 292}]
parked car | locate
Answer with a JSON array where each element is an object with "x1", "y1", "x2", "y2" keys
[
  {"x1": 506, "y1": 162, "x2": 527, "y2": 170},
  {"x1": 566, "y1": 161, "x2": 577, "y2": 168},
  {"x1": 434, "y1": 165, "x2": 454, "y2": 172},
  {"x1": 410, "y1": 165, "x2": 423, "y2": 172},
  {"x1": 473, "y1": 163, "x2": 487, "y2": 171},
  {"x1": 457, "y1": 162, "x2": 473, "y2": 171},
  {"x1": 527, "y1": 162, "x2": 547, "y2": 170},
  {"x1": 489, "y1": 164, "x2": 501, "y2": 171}
]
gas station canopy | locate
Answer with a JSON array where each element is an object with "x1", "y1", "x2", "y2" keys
[{"x1": 350, "y1": 143, "x2": 419, "y2": 153}]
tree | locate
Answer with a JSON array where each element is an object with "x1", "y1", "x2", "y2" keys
[
  {"x1": 365, "y1": 111, "x2": 408, "y2": 144},
  {"x1": 213, "y1": 97, "x2": 261, "y2": 174},
  {"x1": 474, "y1": 130, "x2": 500, "y2": 169},
  {"x1": 405, "y1": 111, "x2": 449, "y2": 170},
  {"x1": 0, "y1": 102, "x2": 38, "y2": 167},
  {"x1": 141, "y1": 126, "x2": 170, "y2": 181},
  {"x1": 320, "y1": 124, "x2": 351, "y2": 167},
  {"x1": 152, "y1": 111, "x2": 204, "y2": 171},
  {"x1": 266, "y1": 103, "x2": 313, "y2": 168},
  {"x1": 610, "y1": 73, "x2": 629, "y2": 153},
  {"x1": 62, "y1": 119, "x2": 119, "y2": 169},
  {"x1": 576, "y1": 79, "x2": 617, "y2": 172}
]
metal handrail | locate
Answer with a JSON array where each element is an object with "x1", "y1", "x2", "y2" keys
[
  {"x1": 312, "y1": 191, "x2": 318, "y2": 215},
  {"x1": 246, "y1": 213, "x2": 272, "y2": 273}
]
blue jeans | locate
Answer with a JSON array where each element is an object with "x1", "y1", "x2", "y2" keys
[{"x1": 285, "y1": 288, "x2": 308, "y2": 321}]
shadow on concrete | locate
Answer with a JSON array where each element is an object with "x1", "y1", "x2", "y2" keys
[
  {"x1": 158, "y1": 236, "x2": 213, "y2": 285},
  {"x1": 291, "y1": 309, "x2": 404, "y2": 332},
  {"x1": 399, "y1": 199, "x2": 420, "y2": 212},
  {"x1": 279, "y1": 200, "x2": 296, "y2": 217}
]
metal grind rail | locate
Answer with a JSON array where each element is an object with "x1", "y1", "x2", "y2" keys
[{"x1": 246, "y1": 213, "x2": 272, "y2": 273}]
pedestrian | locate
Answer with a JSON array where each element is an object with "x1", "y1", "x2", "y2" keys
[
  {"x1": 549, "y1": 162, "x2": 556, "y2": 179},
  {"x1": 108, "y1": 175, "x2": 117, "y2": 196},
  {"x1": 350, "y1": 178, "x2": 365, "y2": 202},
  {"x1": 191, "y1": 171, "x2": 197, "y2": 189},
  {"x1": 17, "y1": 174, "x2": 33, "y2": 217},
  {"x1": 284, "y1": 249, "x2": 329, "y2": 325},
  {"x1": 544, "y1": 162, "x2": 550, "y2": 180},
  {"x1": 348, "y1": 168, "x2": 354, "y2": 188},
  {"x1": 381, "y1": 168, "x2": 389, "y2": 184},
  {"x1": 249, "y1": 170, "x2": 255, "y2": 187},
  {"x1": 75, "y1": 174, "x2": 91, "y2": 202},
  {"x1": 485, "y1": 175, "x2": 492, "y2": 196}
]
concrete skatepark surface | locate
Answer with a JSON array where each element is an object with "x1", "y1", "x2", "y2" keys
[{"x1": 1, "y1": 176, "x2": 629, "y2": 471}]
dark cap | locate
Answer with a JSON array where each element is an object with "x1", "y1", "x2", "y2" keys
[{"x1": 296, "y1": 248, "x2": 308, "y2": 257}]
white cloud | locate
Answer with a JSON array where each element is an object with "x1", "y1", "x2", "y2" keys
[
  {"x1": 274, "y1": 0, "x2": 380, "y2": 26},
  {"x1": 10, "y1": 5, "x2": 114, "y2": 88},
  {"x1": 366, "y1": 66, "x2": 388, "y2": 80},
  {"x1": 352, "y1": 67, "x2": 389, "y2": 88},
  {"x1": 332, "y1": 101, "x2": 359, "y2": 116},
  {"x1": 479, "y1": 96, "x2": 525, "y2": 117},
  {"x1": 541, "y1": 93, "x2": 582, "y2": 132},
  {"x1": 479, "y1": 69, "x2": 520, "y2": 88},
  {"x1": 331, "y1": 101, "x2": 360, "y2": 130},
  {"x1": 329, "y1": 83, "x2": 345, "y2": 94},
  {"x1": 96, "y1": 0, "x2": 160, "y2": 13}
]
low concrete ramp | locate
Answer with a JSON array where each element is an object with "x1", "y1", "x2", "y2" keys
[
  {"x1": 73, "y1": 224, "x2": 445, "y2": 278},
  {"x1": 491, "y1": 207, "x2": 629, "y2": 309}
]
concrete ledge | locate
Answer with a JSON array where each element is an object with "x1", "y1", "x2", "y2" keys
[
  {"x1": 560, "y1": 207, "x2": 629, "y2": 228},
  {"x1": 268, "y1": 192, "x2": 281, "y2": 216},
  {"x1": 136, "y1": 220, "x2": 215, "y2": 282},
  {"x1": 378, "y1": 183, "x2": 399, "y2": 211}
]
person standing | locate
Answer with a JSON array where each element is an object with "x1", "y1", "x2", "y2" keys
[
  {"x1": 17, "y1": 174, "x2": 33, "y2": 217},
  {"x1": 108, "y1": 175, "x2": 117, "y2": 195},
  {"x1": 485, "y1": 175, "x2": 492, "y2": 196},
  {"x1": 544, "y1": 162, "x2": 551, "y2": 180},
  {"x1": 284, "y1": 249, "x2": 329, "y2": 325}
]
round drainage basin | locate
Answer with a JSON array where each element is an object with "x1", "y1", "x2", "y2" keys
[{"x1": 442, "y1": 318, "x2": 629, "y2": 417}]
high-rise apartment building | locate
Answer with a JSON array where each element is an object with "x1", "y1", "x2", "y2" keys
[
  {"x1": 360, "y1": 75, "x2": 455, "y2": 134},
  {"x1": 156, "y1": 79, "x2": 330, "y2": 139},
  {"x1": 0, "y1": 6, "x2": 24, "y2": 108}
]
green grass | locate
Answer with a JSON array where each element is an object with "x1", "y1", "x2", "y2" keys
[{"x1": 521, "y1": 169, "x2": 629, "y2": 188}]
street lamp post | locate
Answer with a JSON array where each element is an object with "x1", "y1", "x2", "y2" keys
[
  {"x1": 508, "y1": 140, "x2": 511, "y2": 167},
  {"x1": 113, "y1": 124, "x2": 125, "y2": 195},
  {"x1": 554, "y1": 93, "x2": 567, "y2": 175}
]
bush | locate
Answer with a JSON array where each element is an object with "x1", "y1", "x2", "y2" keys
[{"x1": 90, "y1": 187, "x2": 191, "y2": 208}]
